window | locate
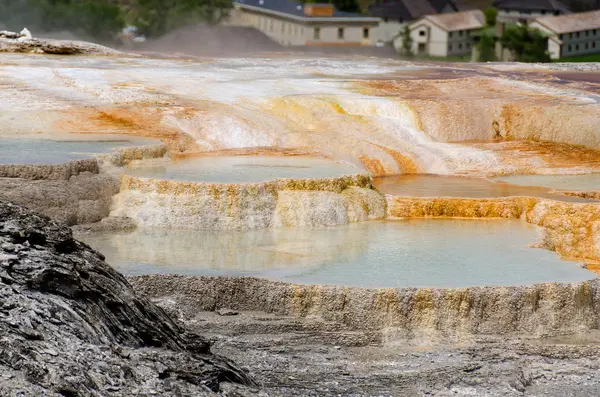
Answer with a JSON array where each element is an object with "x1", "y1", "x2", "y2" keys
[
  {"x1": 448, "y1": 43, "x2": 452, "y2": 51},
  {"x1": 576, "y1": 32, "x2": 580, "y2": 38},
  {"x1": 575, "y1": 43, "x2": 579, "y2": 50},
  {"x1": 586, "y1": 30, "x2": 589, "y2": 37},
  {"x1": 568, "y1": 44, "x2": 572, "y2": 51},
  {"x1": 281, "y1": 23, "x2": 285, "y2": 33},
  {"x1": 569, "y1": 33, "x2": 573, "y2": 39},
  {"x1": 585, "y1": 43, "x2": 589, "y2": 49},
  {"x1": 363, "y1": 27, "x2": 369, "y2": 39},
  {"x1": 458, "y1": 43, "x2": 463, "y2": 50},
  {"x1": 558, "y1": 34, "x2": 563, "y2": 40},
  {"x1": 314, "y1": 27, "x2": 320, "y2": 40},
  {"x1": 338, "y1": 27, "x2": 344, "y2": 39},
  {"x1": 458, "y1": 30, "x2": 463, "y2": 37},
  {"x1": 593, "y1": 42, "x2": 596, "y2": 48},
  {"x1": 419, "y1": 30, "x2": 426, "y2": 36},
  {"x1": 448, "y1": 32, "x2": 453, "y2": 38}
]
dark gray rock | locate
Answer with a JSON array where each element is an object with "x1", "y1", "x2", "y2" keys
[{"x1": 0, "y1": 201, "x2": 254, "y2": 396}]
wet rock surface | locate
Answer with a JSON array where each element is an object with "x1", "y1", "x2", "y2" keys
[
  {"x1": 137, "y1": 286, "x2": 600, "y2": 397},
  {"x1": 0, "y1": 172, "x2": 120, "y2": 226},
  {"x1": 0, "y1": 30, "x2": 121, "y2": 55},
  {"x1": 0, "y1": 202, "x2": 253, "y2": 396}
]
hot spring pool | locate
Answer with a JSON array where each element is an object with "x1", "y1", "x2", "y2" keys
[
  {"x1": 491, "y1": 174, "x2": 600, "y2": 192},
  {"x1": 373, "y1": 175, "x2": 595, "y2": 202},
  {"x1": 0, "y1": 134, "x2": 160, "y2": 165},
  {"x1": 124, "y1": 155, "x2": 363, "y2": 183},
  {"x1": 77, "y1": 219, "x2": 593, "y2": 288}
]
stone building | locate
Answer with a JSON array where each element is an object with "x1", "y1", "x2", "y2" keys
[
  {"x1": 394, "y1": 9, "x2": 484, "y2": 56},
  {"x1": 368, "y1": 0, "x2": 460, "y2": 44},
  {"x1": 228, "y1": 0, "x2": 380, "y2": 46},
  {"x1": 530, "y1": 9, "x2": 600, "y2": 59}
]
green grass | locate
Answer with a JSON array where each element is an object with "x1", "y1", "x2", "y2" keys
[
  {"x1": 555, "y1": 53, "x2": 600, "y2": 62},
  {"x1": 397, "y1": 54, "x2": 472, "y2": 63}
]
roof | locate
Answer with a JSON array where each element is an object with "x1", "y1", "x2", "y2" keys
[
  {"x1": 368, "y1": 0, "x2": 457, "y2": 20},
  {"x1": 492, "y1": 0, "x2": 571, "y2": 13},
  {"x1": 533, "y1": 9, "x2": 600, "y2": 34},
  {"x1": 235, "y1": 0, "x2": 379, "y2": 21},
  {"x1": 413, "y1": 9, "x2": 485, "y2": 31}
]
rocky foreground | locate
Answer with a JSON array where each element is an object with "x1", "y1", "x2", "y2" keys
[
  {"x1": 0, "y1": 29, "x2": 121, "y2": 55},
  {"x1": 0, "y1": 201, "x2": 253, "y2": 396}
]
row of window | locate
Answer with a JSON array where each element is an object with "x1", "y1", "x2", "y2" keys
[
  {"x1": 448, "y1": 30, "x2": 469, "y2": 39},
  {"x1": 448, "y1": 42, "x2": 471, "y2": 51},
  {"x1": 565, "y1": 41, "x2": 598, "y2": 52},
  {"x1": 559, "y1": 30, "x2": 600, "y2": 40},
  {"x1": 259, "y1": 17, "x2": 305, "y2": 36},
  {"x1": 502, "y1": 9, "x2": 560, "y2": 16},
  {"x1": 257, "y1": 16, "x2": 370, "y2": 41},
  {"x1": 313, "y1": 27, "x2": 370, "y2": 40}
]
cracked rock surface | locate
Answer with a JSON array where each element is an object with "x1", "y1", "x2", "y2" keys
[{"x1": 0, "y1": 201, "x2": 253, "y2": 396}]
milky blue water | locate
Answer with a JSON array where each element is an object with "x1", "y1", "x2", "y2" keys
[
  {"x1": 77, "y1": 219, "x2": 593, "y2": 288},
  {"x1": 125, "y1": 155, "x2": 363, "y2": 183},
  {"x1": 0, "y1": 135, "x2": 159, "y2": 165}
]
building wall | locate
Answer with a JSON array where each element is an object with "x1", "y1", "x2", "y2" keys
[
  {"x1": 230, "y1": 7, "x2": 377, "y2": 46},
  {"x1": 498, "y1": 9, "x2": 561, "y2": 21},
  {"x1": 403, "y1": 20, "x2": 448, "y2": 57},
  {"x1": 375, "y1": 21, "x2": 406, "y2": 44},
  {"x1": 447, "y1": 29, "x2": 474, "y2": 56},
  {"x1": 530, "y1": 21, "x2": 600, "y2": 59}
]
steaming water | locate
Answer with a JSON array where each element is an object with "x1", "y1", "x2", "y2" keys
[
  {"x1": 373, "y1": 175, "x2": 596, "y2": 203},
  {"x1": 125, "y1": 156, "x2": 362, "y2": 182},
  {"x1": 491, "y1": 174, "x2": 600, "y2": 192},
  {"x1": 77, "y1": 219, "x2": 592, "y2": 288},
  {"x1": 0, "y1": 134, "x2": 159, "y2": 165}
]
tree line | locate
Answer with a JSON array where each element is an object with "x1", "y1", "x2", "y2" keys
[{"x1": 0, "y1": 0, "x2": 234, "y2": 42}]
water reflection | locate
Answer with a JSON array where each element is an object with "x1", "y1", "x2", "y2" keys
[
  {"x1": 77, "y1": 219, "x2": 593, "y2": 288},
  {"x1": 374, "y1": 174, "x2": 596, "y2": 202},
  {"x1": 125, "y1": 155, "x2": 362, "y2": 183}
]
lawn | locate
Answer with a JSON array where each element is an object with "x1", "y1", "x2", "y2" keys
[{"x1": 556, "y1": 53, "x2": 600, "y2": 62}]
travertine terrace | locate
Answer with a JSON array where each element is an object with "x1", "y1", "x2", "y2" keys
[{"x1": 2, "y1": 34, "x2": 600, "y2": 395}]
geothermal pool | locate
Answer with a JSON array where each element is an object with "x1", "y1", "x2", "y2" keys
[
  {"x1": 77, "y1": 219, "x2": 592, "y2": 288},
  {"x1": 0, "y1": 134, "x2": 159, "y2": 164},
  {"x1": 124, "y1": 155, "x2": 362, "y2": 183},
  {"x1": 373, "y1": 174, "x2": 595, "y2": 202},
  {"x1": 491, "y1": 174, "x2": 600, "y2": 192}
]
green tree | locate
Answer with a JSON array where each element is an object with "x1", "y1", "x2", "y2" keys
[
  {"x1": 501, "y1": 25, "x2": 550, "y2": 63},
  {"x1": 399, "y1": 25, "x2": 413, "y2": 57},
  {"x1": 0, "y1": 0, "x2": 124, "y2": 42},
  {"x1": 134, "y1": 0, "x2": 233, "y2": 37},
  {"x1": 477, "y1": 33, "x2": 496, "y2": 62},
  {"x1": 484, "y1": 7, "x2": 497, "y2": 27}
]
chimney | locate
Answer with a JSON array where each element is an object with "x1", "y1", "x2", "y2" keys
[
  {"x1": 304, "y1": 4, "x2": 335, "y2": 17},
  {"x1": 495, "y1": 21, "x2": 504, "y2": 37}
]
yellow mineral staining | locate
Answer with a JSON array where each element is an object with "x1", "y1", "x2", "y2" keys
[
  {"x1": 370, "y1": 142, "x2": 419, "y2": 174},
  {"x1": 464, "y1": 140, "x2": 600, "y2": 175},
  {"x1": 359, "y1": 155, "x2": 387, "y2": 177},
  {"x1": 387, "y1": 196, "x2": 537, "y2": 219}
]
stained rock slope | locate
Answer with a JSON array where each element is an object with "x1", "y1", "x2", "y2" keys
[{"x1": 0, "y1": 201, "x2": 253, "y2": 396}]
